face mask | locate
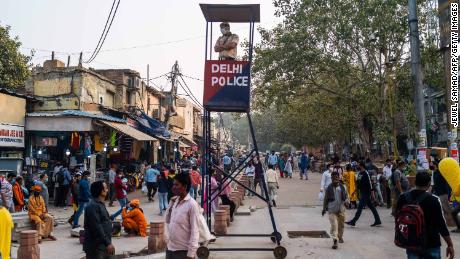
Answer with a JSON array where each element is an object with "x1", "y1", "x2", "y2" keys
[
  {"x1": 220, "y1": 28, "x2": 227, "y2": 34},
  {"x1": 11, "y1": 179, "x2": 16, "y2": 185},
  {"x1": 34, "y1": 191, "x2": 40, "y2": 197},
  {"x1": 45, "y1": 178, "x2": 49, "y2": 183}
]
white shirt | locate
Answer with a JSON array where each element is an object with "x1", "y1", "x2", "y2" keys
[
  {"x1": 266, "y1": 169, "x2": 279, "y2": 184},
  {"x1": 383, "y1": 165, "x2": 392, "y2": 179},
  {"x1": 166, "y1": 194, "x2": 200, "y2": 257},
  {"x1": 320, "y1": 170, "x2": 332, "y2": 191}
]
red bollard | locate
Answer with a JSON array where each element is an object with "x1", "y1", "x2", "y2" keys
[
  {"x1": 148, "y1": 221, "x2": 166, "y2": 253},
  {"x1": 18, "y1": 230, "x2": 40, "y2": 259}
]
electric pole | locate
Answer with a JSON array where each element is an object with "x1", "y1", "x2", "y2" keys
[
  {"x1": 408, "y1": 0, "x2": 427, "y2": 148},
  {"x1": 164, "y1": 61, "x2": 180, "y2": 130}
]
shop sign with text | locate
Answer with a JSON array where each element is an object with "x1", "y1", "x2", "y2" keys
[
  {"x1": 204, "y1": 60, "x2": 251, "y2": 111},
  {"x1": 0, "y1": 124, "x2": 24, "y2": 148}
]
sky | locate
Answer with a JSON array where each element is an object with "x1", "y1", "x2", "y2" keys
[{"x1": 0, "y1": 0, "x2": 282, "y2": 107}]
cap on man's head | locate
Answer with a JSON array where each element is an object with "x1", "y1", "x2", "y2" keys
[
  {"x1": 31, "y1": 185, "x2": 42, "y2": 192},
  {"x1": 220, "y1": 22, "x2": 230, "y2": 28},
  {"x1": 130, "y1": 199, "x2": 140, "y2": 207}
]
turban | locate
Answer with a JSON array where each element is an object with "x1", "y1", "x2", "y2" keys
[
  {"x1": 130, "y1": 199, "x2": 140, "y2": 207},
  {"x1": 31, "y1": 185, "x2": 42, "y2": 192}
]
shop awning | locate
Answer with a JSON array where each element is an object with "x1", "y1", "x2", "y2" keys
[
  {"x1": 178, "y1": 140, "x2": 190, "y2": 148},
  {"x1": 181, "y1": 136, "x2": 197, "y2": 146},
  {"x1": 99, "y1": 121, "x2": 155, "y2": 141}
]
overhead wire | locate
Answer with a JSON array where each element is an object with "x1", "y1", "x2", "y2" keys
[
  {"x1": 181, "y1": 74, "x2": 203, "y2": 81},
  {"x1": 179, "y1": 75, "x2": 202, "y2": 106},
  {"x1": 177, "y1": 80, "x2": 203, "y2": 109},
  {"x1": 85, "y1": 0, "x2": 121, "y2": 63},
  {"x1": 21, "y1": 18, "x2": 279, "y2": 58},
  {"x1": 85, "y1": 0, "x2": 116, "y2": 62}
]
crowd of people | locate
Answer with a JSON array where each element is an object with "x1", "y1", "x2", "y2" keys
[
  {"x1": 1, "y1": 149, "x2": 459, "y2": 259},
  {"x1": 315, "y1": 154, "x2": 456, "y2": 259}
]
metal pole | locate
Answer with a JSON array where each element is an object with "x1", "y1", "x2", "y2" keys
[
  {"x1": 205, "y1": 22, "x2": 209, "y2": 60},
  {"x1": 408, "y1": 0, "x2": 427, "y2": 147},
  {"x1": 247, "y1": 112, "x2": 281, "y2": 245}
]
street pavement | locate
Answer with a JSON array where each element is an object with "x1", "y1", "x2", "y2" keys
[{"x1": 10, "y1": 172, "x2": 460, "y2": 259}]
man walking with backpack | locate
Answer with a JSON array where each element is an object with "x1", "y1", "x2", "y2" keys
[
  {"x1": 55, "y1": 165, "x2": 72, "y2": 207},
  {"x1": 395, "y1": 171, "x2": 454, "y2": 259}
]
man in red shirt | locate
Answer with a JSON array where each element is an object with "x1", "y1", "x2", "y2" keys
[
  {"x1": 111, "y1": 169, "x2": 128, "y2": 219},
  {"x1": 189, "y1": 166, "x2": 201, "y2": 200}
]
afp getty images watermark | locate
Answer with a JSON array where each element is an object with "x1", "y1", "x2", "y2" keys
[{"x1": 451, "y1": 2, "x2": 459, "y2": 127}]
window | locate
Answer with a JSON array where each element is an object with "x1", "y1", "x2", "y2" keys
[
  {"x1": 147, "y1": 97, "x2": 150, "y2": 112},
  {"x1": 126, "y1": 92, "x2": 131, "y2": 105}
]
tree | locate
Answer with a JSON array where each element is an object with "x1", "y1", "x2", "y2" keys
[
  {"x1": 251, "y1": 0, "x2": 437, "y2": 156},
  {"x1": 0, "y1": 24, "x2": 31, "y2": 89}
]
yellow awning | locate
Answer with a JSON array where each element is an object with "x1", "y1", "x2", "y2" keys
[{"x1": 99, "y1": 121, "x2": 155, "y2": 141}]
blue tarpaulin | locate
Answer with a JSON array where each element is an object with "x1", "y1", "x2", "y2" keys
[{"x1": 132, "y1": 111, "x2": 170, "y2": 139}]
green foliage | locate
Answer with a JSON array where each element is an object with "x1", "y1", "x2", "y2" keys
[
  {"x1": 0, "y1": 24, "x2": 31, "y2": 88},
  {"x1": 250, "y1": 0, "x2": 440, "y2": 152}
]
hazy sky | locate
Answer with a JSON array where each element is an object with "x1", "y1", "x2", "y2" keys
[{"x1": 0, "y1": 0, "x2": 281, "y2": 106}]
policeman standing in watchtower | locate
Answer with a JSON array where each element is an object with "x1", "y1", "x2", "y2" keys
[{"x1": 214, "y1": 22, "x2": 239, "y2": 60}]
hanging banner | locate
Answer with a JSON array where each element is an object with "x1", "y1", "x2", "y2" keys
[
  {"x1": 204, "y1": 60, "x2": 251, "y2": 111},
  {"x1": 0, "y1": 124, "x2": 24, "y2": 148}
]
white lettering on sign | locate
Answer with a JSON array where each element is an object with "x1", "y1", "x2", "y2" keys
[
  {"x1": 210, "y1": 63, "x2": 248, "y2": 87},
  {"x1": 451, "y1": 3, "x2": 459, "y2": 127},
  {"x1": 211, "y1": 76, "x2": 249, "y2": 87},
  {"x1": 211, "y1": 63, "x2": 243, "y2": 74}
]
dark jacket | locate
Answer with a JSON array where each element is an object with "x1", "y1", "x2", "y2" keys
[
  {"x1": 78, "y1": 178, "x2": 91, "y2": 202},
  {"x1": 158, "y1": 177, "x2": 169, "y2": 193},
  {"x1": 300, "y1": 154, "x2": 308, "y2": 170},
  {"x1": 357, "y1": 170, "x2": 372, "y2": 195},
  {"x1": 396, "y1": 189, "x2": 450, "y2": 248},
  {"x1": 432, "y1": 170, "x2": 451, "y2": 196},
  {"x1": 83, "y1": 199, "x2": 112, "y2": 253},
  {"x1": 254, "y1": 163, "x2": 264, "y2": 179},
  {"x1": 324, "y1": 184, "x2": 346, "y2": 203}
]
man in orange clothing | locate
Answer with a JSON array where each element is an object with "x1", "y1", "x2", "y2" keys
[
  {"x1": 12, "y1": 176, "x2": 25, "y2": 212},
  {"x1": 28, "y1": 185, "x2": 56, "y2": 242},
  {"x1": 121, "y1": 199, "x2": 147, "y2": 237}
]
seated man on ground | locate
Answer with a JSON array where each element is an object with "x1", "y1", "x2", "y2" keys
[
  {"x1": 121, "y1": 199, "x2": 147, "y2": 237},
  {"x1": 28, "y1": 185, "x2": 56, "y2": 242}
]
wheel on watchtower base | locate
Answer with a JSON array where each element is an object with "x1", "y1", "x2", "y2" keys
[
  {"x1": 270, "y1": 231, "x2": 282, "y2": 243},
  {"x1": 274, "y1": 246, "x2": 287, "y2": 259},
  {"x1": 197, "y1": 246, "x2": 210, "y2": 259}
]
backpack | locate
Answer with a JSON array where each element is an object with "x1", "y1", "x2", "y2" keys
[
  {"x1": 56, "y1": 168, "x2": 66, "y2": 185},
  {"x1": 394, "y1": 192, "x2": 429, "y2": 252}
]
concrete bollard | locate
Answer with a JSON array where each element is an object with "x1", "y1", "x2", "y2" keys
[
  {"x1": 148, "y1": 221, "x2": 166, "y2": 253},
  {"x1": 18, "y1": 230, "x2": 40, "y2": 259},
  {"x1": 218, "y1": 205, "x2": 231, "y2": 226},
  {"x1": 230, "y1": 194, "x2": 241, "y2": 210},
  {"x1": 237, "y1": 187, "x2": 245, "y2": 200},
  {"x1": 214, "y1": 210, "x2": 227, "y2": 235}
]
